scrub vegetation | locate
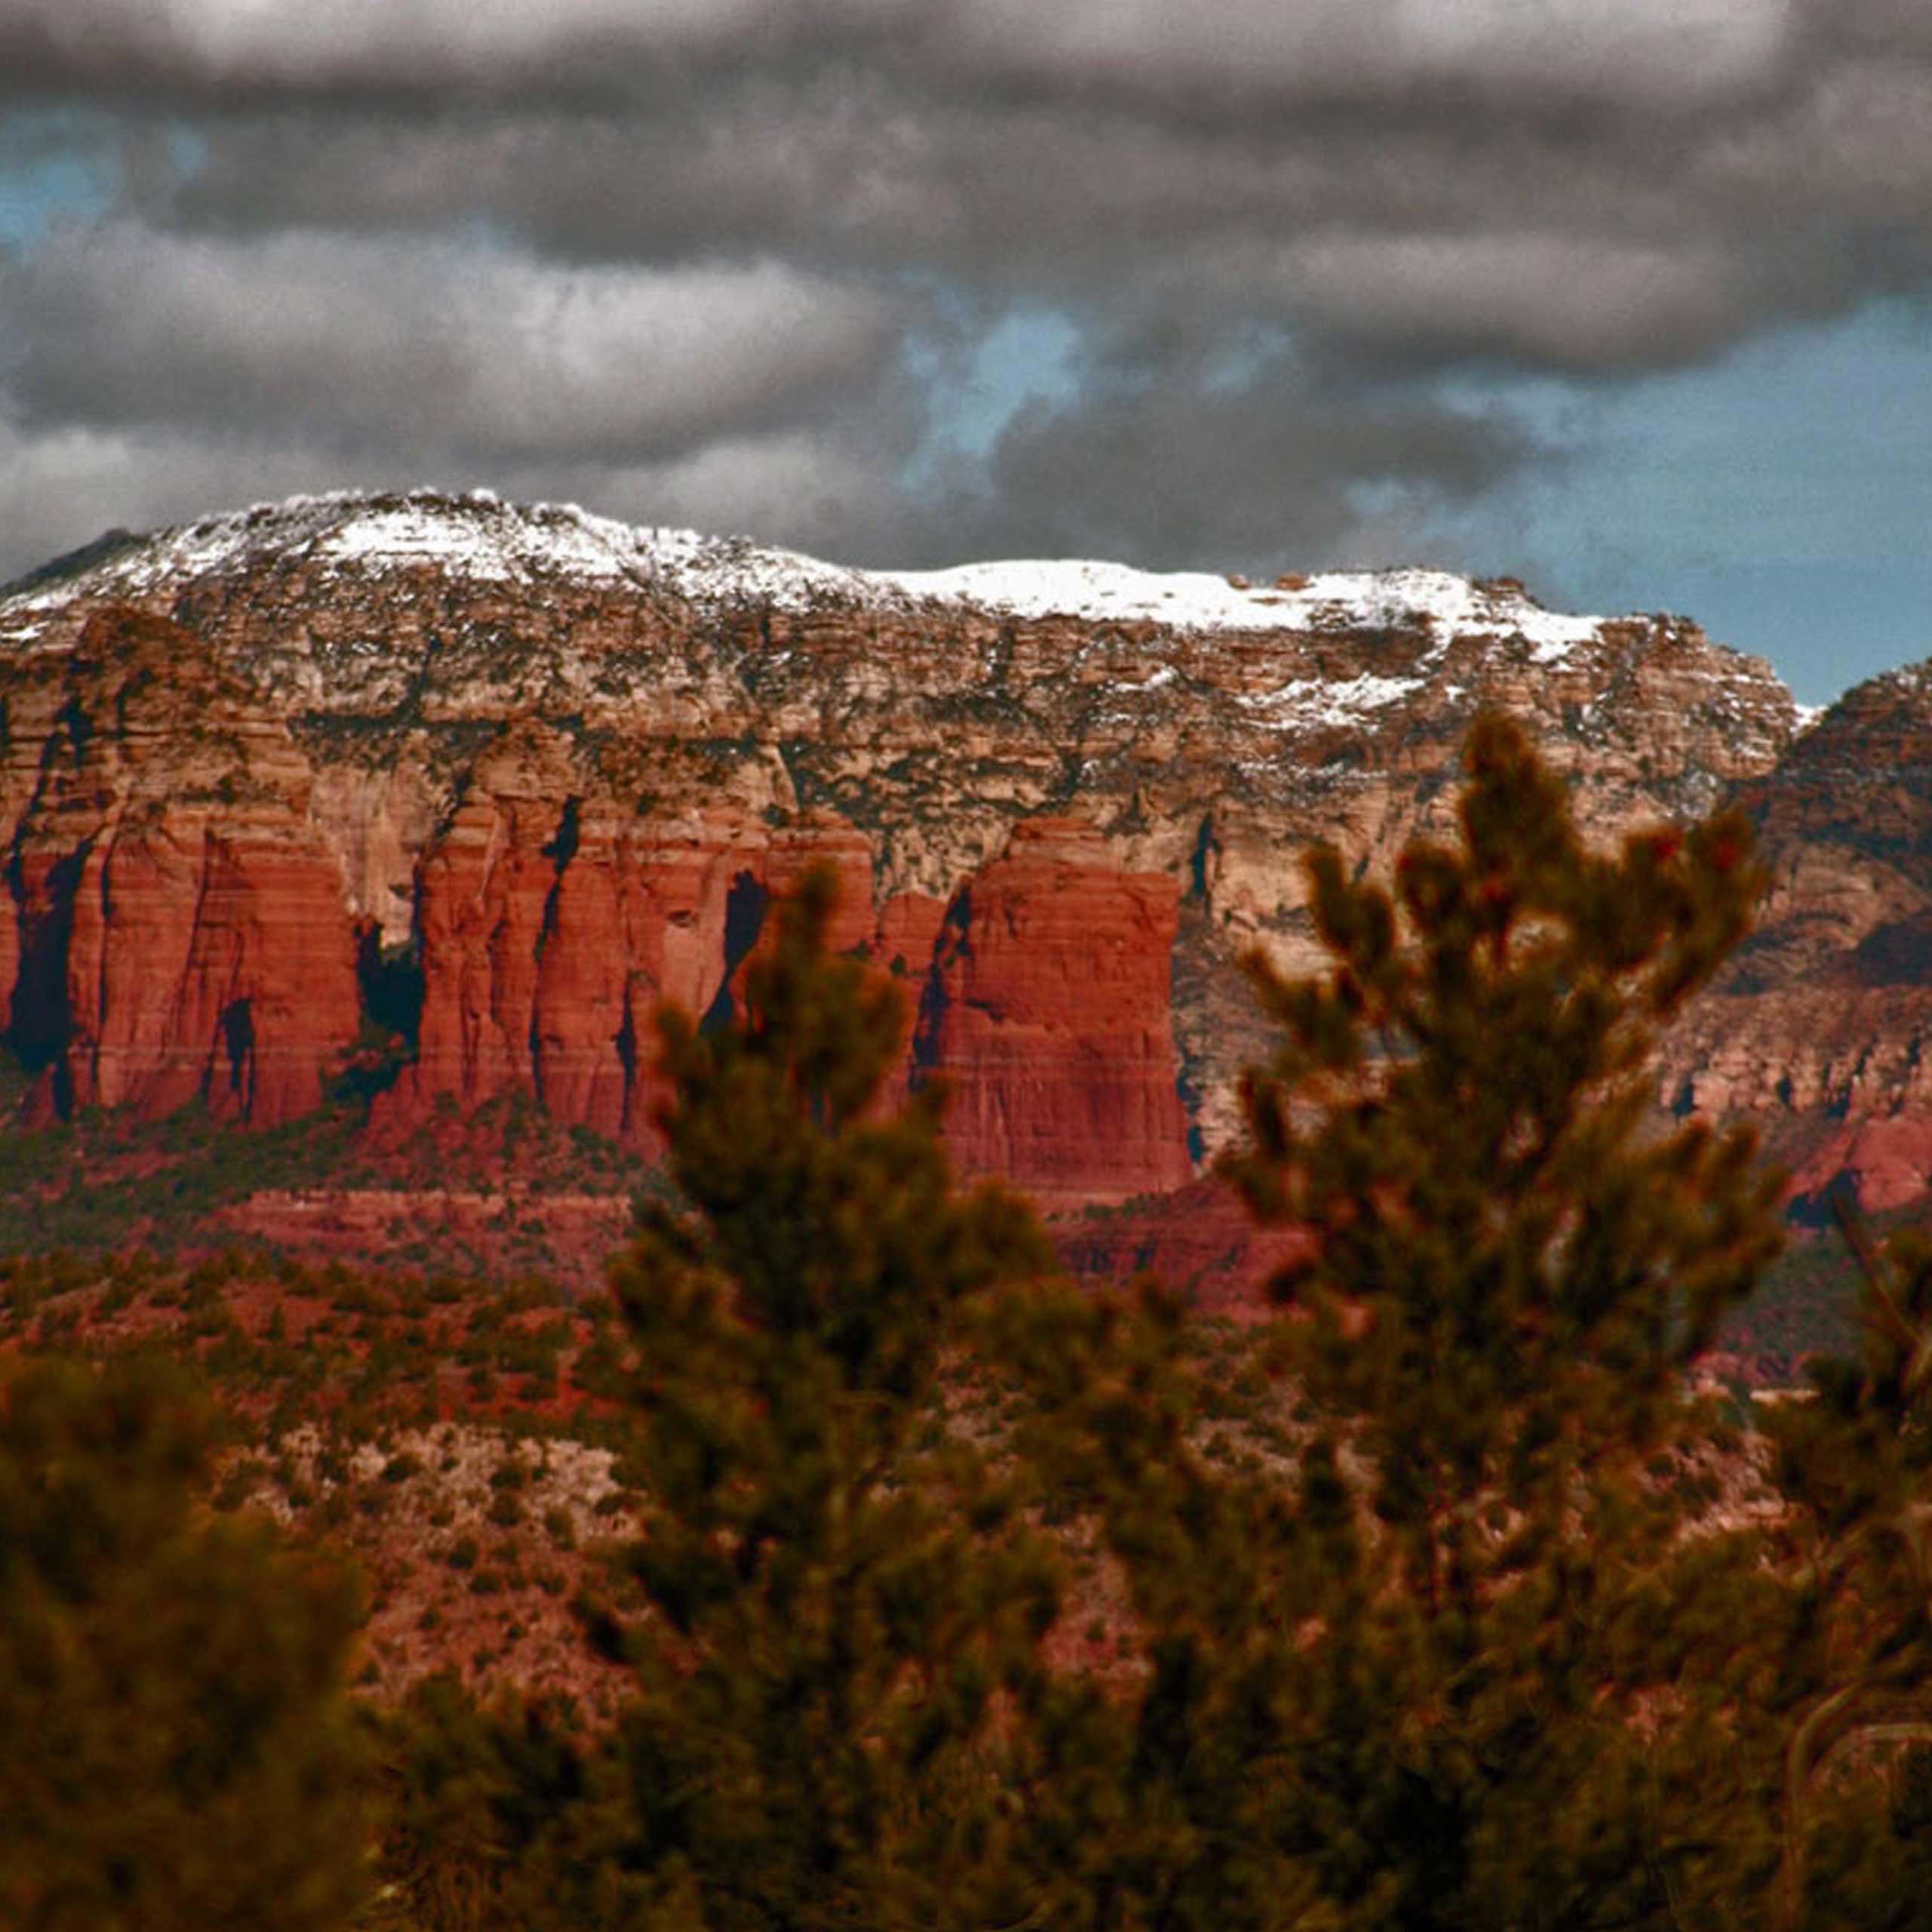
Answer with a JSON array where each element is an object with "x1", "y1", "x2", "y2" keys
[{"x1": 4, "y1": 719, "x2": 1930, "y2": 1929}]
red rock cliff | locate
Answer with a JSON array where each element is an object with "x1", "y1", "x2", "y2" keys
[
  {"x1": 0, "y1": 492, "x2": 1811, "y2": 1218},
  {"x1": 916, "y1": 820, "x2": 1192, "y2": 1204},
  {"x1": 1663, "y1": 665, "x2": 1932, "y2": 1211},
  {"x1": 390, "y1": 798, "x2": 1187, "y2": 1202},
  {"x1": 2, "y1": 608, "x2": 359, "y2": 1125}
]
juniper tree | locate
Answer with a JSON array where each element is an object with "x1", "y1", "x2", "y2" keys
[
  {"x1": 1025, "y1": 714, "x2": 1797, "y2": 1930},
  {"x1": 363, "y1": 1674, "x2": 603, "y2": 1932},
  {"x1": 0, "y1": 1354, "x2": 369, "y2": 1932},
  {"x1": 1764, "y1": 1213, "x2": 1932, "y2": 1930},
  {"x1": 1229, "y1": 712, "x2": 1800, "y2": 1927},
  {"x1": 592, "y1": 865, "x2": 1073, "y2": 1930}
]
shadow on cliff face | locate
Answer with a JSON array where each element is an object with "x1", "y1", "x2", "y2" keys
[
  {"x1": 1847, "y1": 914, "x2": 1932, "y2": 988},
  {"x1": 218, "y1": 998, "x2": 254, "y2": 1108},
  {"x1": 700, "y1": 872, "x2": 769, "y2": 1035},
  {"x1": 3, "y1": 848, "x2": 83, "y2": 1117},
  {"x1": 337, "y1": 927, "x2": 426, "y2": 1105},
  {"x1": 909, "y1": 888, "x2": 971, "y2": 1080},
  {"x1": 355, "y1": 930, "x2": 426, "y2": 1054}
]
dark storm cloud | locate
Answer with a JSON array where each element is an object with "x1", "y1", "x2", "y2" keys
[
  {"x1": 2, "y1": 0, "x2": 1930, "y2": 581},
  {"x1": 2, "y1": 223, "x2": 904, "y2": 458},
  {"x1": 951, "y1": 367, "x2": 1537, "y2": 574},
  {"x1": 0, "y1": 1, "x2": 900, "y2": 101},
  {"x1": 0, "y1": 0, "x2": 1806, "y2": 109},
  {"x1": 937, "y1": 0, "x2": 1804, "y2": 112},
  {"x1": 131, "y1": 11, "x2": 1932, "y2": 366}
]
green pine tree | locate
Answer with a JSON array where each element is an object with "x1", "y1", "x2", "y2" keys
[
  {"x1": 591, "y1": 864, "x2": 1074, "y2": 1930},
  {"x1": 1764, "y1": 1211, "x2": 1932, "y2": 1930},
  {"x1": 1031, "y1": 714, "x2": 1798, "y2": 1928},
  {"x1": 363, "y1": 1673, "x2": 605, "y2": 1932},
  {"x1": 0, "y1": 1353, "x2": 371, "y2": 1931}
]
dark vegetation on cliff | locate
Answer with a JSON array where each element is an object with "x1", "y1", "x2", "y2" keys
[
  {"x1": 0, "y1": 491, "x2": 1819, "y2": 1232},
  {"x1": 5, "y1": 720, "x2": 1932, "y2": 1928}
]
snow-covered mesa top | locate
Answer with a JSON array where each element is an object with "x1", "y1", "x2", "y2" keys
[
  {"x1": 891, "y1": 557, "x2": 1602, "y2": 662},
  {"x1": 3, "y1": 488, "x2": 1606, "y2": 663}
]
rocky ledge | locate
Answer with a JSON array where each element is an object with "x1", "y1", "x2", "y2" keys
[{"x1": 0, "y1": 489, "x2": 1814, "y2": 1208}]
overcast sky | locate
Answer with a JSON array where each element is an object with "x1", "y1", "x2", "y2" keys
[{"x1": 3, "y1": 0, "x2": 1930, "y2": 702}]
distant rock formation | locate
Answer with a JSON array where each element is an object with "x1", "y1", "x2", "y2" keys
[
  {"x1": 1663, "y1": 663, "x2": 1932, "y2": 1212},
  {"x1": 0, "y1": 489, "x2": 1823, "y2": 1212},
  {"x1": 3, "y1": 607, "x2": 360, "y2": 1127}
]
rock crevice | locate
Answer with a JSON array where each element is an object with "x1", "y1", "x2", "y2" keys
[{"x1": 0, "y1": 491, "x2": 1822, "y2": 1209}]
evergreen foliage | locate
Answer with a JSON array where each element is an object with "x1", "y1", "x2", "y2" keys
[
  {"x1": 365, "y1": 1675, "x2": 604, "y2": 1932},
  {"x1": 13, "y1": 722, "x2": 1932, "y2": 1930},
  {"x1": 594, "y1": 864, "x2": 1072, "y2": 1928},
  {"x1": 1020, "y1": 713, "x2": 1802, "y2": 1927},
  {"x1": 0, "y1": 1353, "x2": 370, "y2": 1931},
  {"x1": 1766, "y1": 1212, "x2": 1932, "y2": 1928},
  {"x1": 1225, "y1": 712, "x2": 1799, "y2": 1927}
]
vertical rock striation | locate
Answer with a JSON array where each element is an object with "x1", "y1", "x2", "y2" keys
[
  {"x1": 916, "y1": 820, "x2": 1191, "y2": 1203},
  {"x1": 0, "y1": 490, "x2": 1815, "y2": 1212},
  {"x1": 2, "y1": 607, "x2": 359, "y2": 1124}
]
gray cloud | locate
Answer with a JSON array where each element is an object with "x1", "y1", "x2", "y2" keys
[
  {"x1": 139, "y1": 29, "x2": 1932, "y2": 363},
  {"x1": 0, "y1": 0, "x2": 903, "y2": 100},
  {"x1": 0, "y1": 0, "x2": 1808, "y2": 110},
  {"x1": 2, "y1": 223, "x2": 904, "y2": 459},
  {"x1": 949, "y1": 362, "x2": 1537, "y2": 574},
  {"x1": 1260, "y1": 232, "x2": 1751, "y2": 371},
  {"x1": 2, "y1": 0, "x2": 1930, "y2": 590},
  {"x1": 940, "y1": 0, "x2": 1803, "y2": 112}
]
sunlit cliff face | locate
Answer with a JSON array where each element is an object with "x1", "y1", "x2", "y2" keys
[{"x1": 0, "y1": 485, "x2": 1857, "y2": 1208}]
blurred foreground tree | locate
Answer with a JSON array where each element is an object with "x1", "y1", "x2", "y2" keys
[
  {"x1": 589, "y1": 866, "x2": 1078, "y2": 1929},
  {"x1": 0, "y1": 1354, "x2": 369, "y2": 1932},
  {"x1": 1026, "y1": 712, "x2": 1800, "y2": 1928},
  {"x1": 364, "y1": 1673, "x2": 604, "y2": 1932},
  {"x1": 1230, "y1": 712, "x2": 1800, "y2": 1927},
  {"x1": 1766, "y1": 1210, "x2": 1932, "y2": 1930}
]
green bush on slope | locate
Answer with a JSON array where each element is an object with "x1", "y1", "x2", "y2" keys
[{"x1": 0, "y1": 1353, "x2": 370, "y2": 1932}]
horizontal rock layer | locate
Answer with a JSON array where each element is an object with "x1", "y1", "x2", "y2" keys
[
  {"x1": 1662, "y1": 664, "x2": 1932, "y2": 1212},
  {"x1": 15, "y1": 488, "x2": 1908, "y2": 1220}
]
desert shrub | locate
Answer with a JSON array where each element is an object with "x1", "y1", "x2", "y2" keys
[{"x1": 0, "y1": 1354, "x2": 369, "y2": 1930}]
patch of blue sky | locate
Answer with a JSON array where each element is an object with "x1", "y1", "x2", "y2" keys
[
  {"x1": 900, "y1": 302, "x2": 1082, "y2": 494},
  {"x1": 1434, "y1": 300, "x2": 1932, "y2": 704},
  {"x1": 163, "y1": 119, "x2": 208, "y2": 183},
  {"x1": 0, "y1": 111, "x2": 122, "y2": 250}
]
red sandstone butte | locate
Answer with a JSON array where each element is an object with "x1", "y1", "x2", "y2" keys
[
  {"x1": 918, "y1": 819, "x2": 1192, "y2": 1206},
  {"x1": 2, "y1": 606, "x2": 360, "y2": 1127},
  {"x1": 588, "y1": 819, "x2": 771, "y2": 1150},
  {"x1": 382, "y1": 801, "x2": 1195, "y2": 1203},
  {"x1": 529, "y1": 799, "x2": 634, "y2": 1140},
  {"x1": 405, "y1": 787, "x2": 564, "y2": 1120},
  {"x1": 706, "y1": 817, "x2": 880, "y2": 1029},
  {"x1": 62, "y1": 809, "x2": 360, "y2": 1125},
  {"x1": 397, "y1": 789, "x2": 779, "y2": 1152}
]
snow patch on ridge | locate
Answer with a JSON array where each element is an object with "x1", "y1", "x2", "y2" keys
[
  {"x1": 1232, "y1": 671, "x2": 1427, "y2": 725},
  {"x1": 319, "y1": 499, "x2": 624, "y2": 583},
  {"x1": 881, "y1": 558, "x2": 1605, "y2": 657},
  {"x1": 2, "y1": 488, "x2": 1614, "y2": 664}
]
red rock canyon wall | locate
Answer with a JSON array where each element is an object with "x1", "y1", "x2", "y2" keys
[{"x1": 0, "y1": 620, "x2": 1191, "y2": 1202}]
